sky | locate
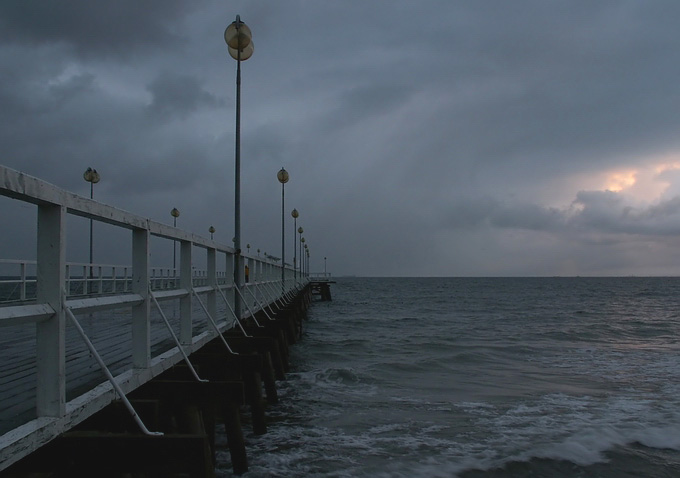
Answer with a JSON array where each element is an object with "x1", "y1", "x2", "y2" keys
[{"x1": 2, "y1": 1, "x2": 680, "y2": 277}]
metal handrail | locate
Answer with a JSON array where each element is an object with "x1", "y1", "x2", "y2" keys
[
  {"x1": 65, "y1": 305, "x2": 163, "y2": 437},
  {"x1": 149, "y1": 286, "x2": 207, "y2": 383},
  {"x1": 191, "y1": 288, "x2": 238, "y2": 355}
]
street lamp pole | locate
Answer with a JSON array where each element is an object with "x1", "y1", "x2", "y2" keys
[
  {"x1": 277, "y1": 168, "x2": 289, "y2": 294},
  {"x1": 171, "y1": 208, "x2": 180, "y2": 274},
  {"x1": 298, "y1": 227, "x2": 304, "y2": 282},
  {"x1": 291, "y1": 209, "x2": 299, "y2": 284},
  {"x1": 225, "y1": 15, "x2": 253, "y2": 321},
  {"x1": 301, "y1": 237, "x2": 306, "y2": 279},
  {"x1": 83, "y1": 167, "x2": 100, "y2": 294}
]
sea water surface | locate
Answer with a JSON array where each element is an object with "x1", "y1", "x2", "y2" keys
[{"x1": 217, "y1": 277, "x2": 680, "y2": 477}]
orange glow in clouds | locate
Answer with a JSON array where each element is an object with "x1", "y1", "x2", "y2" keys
[
  {"x1": 604, "y1": 170, "x2": 637, "y2": 192},
  {"x1": 545, "y1": 154, "x2": 680, "y2": 208},
  {"x1": 601, "y1": 157, "x2": 680, "y2": 202}
]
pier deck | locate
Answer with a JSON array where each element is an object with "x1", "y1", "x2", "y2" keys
[{"x1": 310, "y1": 273, "x2": 336, "y2": 301}]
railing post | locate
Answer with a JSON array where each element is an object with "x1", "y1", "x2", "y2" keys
[
  {"x1": 82, "y1": 265, "x2": 87, "y2": 295},
  {"x1": 36, "y1": 204, "x2": 66, "y2": 418},
  {"x1": 111, "y1": 266, "x2": 116, "y2": 293},
  {"x1": 20, "y1": 262, "x2": 26, "y2": 300},
  {"x1": 237, "y1": 255, "x2": 245, "y2": 316},
  {"x1": 226, "y1": 252, "x2": 235, "y2": 315},
  {"x1": 97, "y1": 265, "x2": 103, "y2": 294},
  {"x1": 132, "y1": 227, "x2": 151, "y2": 369},
  {"x1": 207, "y1": 247, "x2": 217, "y2": 322},
  {"x1": 254, "y1": 259, "x2": 261, "y2": 303},
  {"x1": 179, "y1": 240, "x2": 192, "y2": 344}
]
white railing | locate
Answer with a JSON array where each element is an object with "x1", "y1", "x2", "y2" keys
[
  {"x1": 0, "y1": 165, "x2": 308, "y2": 471},
  {"x1": 0, "y1": 261, "x2": 241, "y2": 303},
  {"x1": 0, "y1": 259, "x2": 36, "y2": 302},
  {"x1": 310, "y1": 272, "x2": 333, "y2": 281}
]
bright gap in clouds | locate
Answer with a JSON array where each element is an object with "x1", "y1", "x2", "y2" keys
[
  {"x1": 575, "y1": 153, "x2": 680, "y2": 205},
  {"x1": 604, "y1": 169, "x2": 636, "y2": 192}
]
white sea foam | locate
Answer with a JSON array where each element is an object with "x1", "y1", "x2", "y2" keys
[{"x1": 633, "y1": 425, "x2": 680, "y2": 450}]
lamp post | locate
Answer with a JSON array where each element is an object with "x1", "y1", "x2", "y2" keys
[
  {"x1": 171, "y1": 208, "x2": 180, "y2": 276},
  {"x1": 301, "y1": 236, "x2": 306, "y2": 279},
  {"x1": 277, "y1": 168, "x2": 289, "y2": 293},
  {"x1": 298, "y1": 227, "x2": 304, "y2": 282},
  {"x1": 225, "y1": 15, "x2": 253, "y2": 320},
  {"x1": 325, "y1": 256, "x2": 327, "y2": 277},
  {"x1": 209, "y1": 225, "x2": 215, "y2": 240},
  {"x1": 291, "y1": 209, "x2": 299, "y2": 283},
  {"x1": 83, "y1": 167, "x2": 100, "y2": 294}
]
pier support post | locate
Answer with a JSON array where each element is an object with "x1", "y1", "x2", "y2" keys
[
  {"x1": 223, "y1": 402, "x2": 248, "y2": 474},
  {"x1": 207, "y1": 247, "x2": 217, "y2": 325},
  {"x1": 36, "y1": 204, "x2": 66, "y2": 418},
  {"x1": 180, "y1": 240, "x2": 193, "y2": 344},
  {"x1": 261, "y1": 351, "x2": 279, "y2": 404},
  {"x1": 132, "y1": 227, "x2": 151, "y2": 369},
  {"x1": 241, "y1": 354, "x2": 267, "y2": 435}
]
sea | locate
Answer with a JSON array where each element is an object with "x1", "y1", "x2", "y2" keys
[{"x1": 216, "y1": 277, "x2": 680, "y2": 477}]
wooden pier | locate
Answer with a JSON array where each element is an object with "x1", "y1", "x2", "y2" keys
[
  {"x1": 0, "y1": 165, "x2": 320, "y2": 476},
  {"x1": 310, "y1": 273, "x2": 336, "y2": 301}
]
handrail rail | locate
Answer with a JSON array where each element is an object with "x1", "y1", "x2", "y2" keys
[
  {"x1": 310, "y1": 272, "x2": 333, "y2": 280},
  {"x1": 0, "y1": 259, "x2": 233, "y2": 304}
]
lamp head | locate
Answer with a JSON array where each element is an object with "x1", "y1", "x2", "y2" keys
[
  {"x1": 83, "y1": 167, "x2": 100, "y2": 184},
  {"x1": 225, "y1": 17, "x2": 254, "y2": 60},
  {"x1": 277, "y1": 167, "x2": 289, "y2": 184}
]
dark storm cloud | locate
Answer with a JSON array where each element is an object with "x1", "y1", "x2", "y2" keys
[
  {"x1": 0, "y1": 0, "x2": 193, "y2": 58},
  {"x1": 444, "y1": 191, "x2": 680, "y2": 241},
  {"x1": 388, "y1": 1, "x2": 680, "y2": 175},
  {"x1": 146, "y1": 73, "x2": 225, "y2": 120},
  {"x1": 572, "y1": 192, "x2": 680, "y2": 236},
  {"x1": 3, "y1": 0, "x2": 680, "y2": 276},
  {"x1": 322, "y1": 83, "x2": 416, "y2": 131},
  {"x1": 0, "y1": 52, "x2": 220, "y2": 204}
]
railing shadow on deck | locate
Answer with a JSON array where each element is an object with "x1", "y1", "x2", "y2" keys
[{"x1": 0, "y1": 165, "x2": 308, "y2": 472}]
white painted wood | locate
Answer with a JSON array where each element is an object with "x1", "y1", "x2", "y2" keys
[
  {"x1": 225, "y1": 252, "x2": 235, "y2": 319},
  {"x1": 192, "y1": 285, "x2": 214, "y2": 294},
  {"x1": 207, "y1": 248, "x2": 217, "y2": 323},
  {"x1": 0, "y1": 303, "x2": 55, "y2": 326},
  {"x1": 66, "y1": 294, "x2": 144, "y2": 314},
  {"x1": 20, "y1": 262, "x2": 26, "y2": 300},
  {"x1": 152, "y1": 289, "x2": 190, "y2": 300},
  {"x1": 179, "y1": 240, "x2": 192, "y2": 345},
  {"x1": 35, "y1": 204, "x2": 66, "y2": 418},
  {"x1": 132, "y1": 228, "x2": 150, "y2": 369}
]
